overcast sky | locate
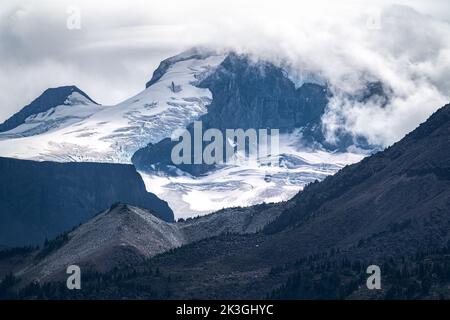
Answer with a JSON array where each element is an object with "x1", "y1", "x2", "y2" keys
[{"x1": 1, "y1": 0, "x2": 449, "y2": 146}]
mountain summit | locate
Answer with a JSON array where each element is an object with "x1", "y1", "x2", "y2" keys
[
  {"x1": 0, "y1": 86, "x2": 97, "y2": 133},
  {"x1": 0, "y1": 50, "x2": 226, "y2": 163}
]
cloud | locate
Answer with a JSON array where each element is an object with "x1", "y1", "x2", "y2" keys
[
  {"x1": 0, "y1": 0, "x2": 449, "y2": 148},
  {"x1": 316, "y1": 5, "x2": 450, "y2": 146}
]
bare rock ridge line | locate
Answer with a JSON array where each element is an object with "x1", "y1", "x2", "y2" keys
[
  {"x1": 14, "y1": 202, "x2": 285, "y2": 283},
  {"x1": 0, "y1": 157, "x2": 174, "y2": 247},
  {"x1": 0, "y1": 86, "x2": 98, "y2": 133},
  {"x1": 0, "y1": 49, "x2": 379, "y2": 217}
]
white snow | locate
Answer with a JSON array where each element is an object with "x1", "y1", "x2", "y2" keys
[
  {"x1": 0, "y1": 53, "x2": 226, "y2": 163},
  {"x1": 139, "y1": 133, "x2": 366, "y2": 219}
]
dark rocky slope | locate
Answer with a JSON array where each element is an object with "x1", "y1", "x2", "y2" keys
[
  {"x1": 0, "y1": 202, "x2": 285, "y2": 284},
  {"x1": 0, "y1": 157, "x2": 173, "y2": 247},
  {"x1": 3, "y1": 102, "x2": 450, "y2": 299},
  {"x1": 132, "y1": 53, "x2": 330, "y2": 175}
]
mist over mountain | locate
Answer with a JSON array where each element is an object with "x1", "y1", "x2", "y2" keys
[
  {"x1": 133, "y1": 52, "x2": 385, "y2": 176},
  {"x1": 0, "y1": 50, "x2": 225, "y2": 163}
]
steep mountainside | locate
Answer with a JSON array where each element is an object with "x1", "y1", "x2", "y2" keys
[
  {"x1": 132, "y1": 53, "x2": 331, "y2": 175},
  {"x1": 0, "y1": 86, "x2": 98, "y2": 134},
  {"x1": 0, "y1": 157, "x2": 173, "y2": 247},
  {"x1": 132, "y1": 53, "x2": 387, "y2": 176},
  {"x1": 198, "y1": 53, "x2": 329, "y2": 131},
  {"x1": 0, "y1": 51, "x2": 226, "y2": 163},
  {"x1": 0, "y1": 202, "x2": 285, "y2": 284},
  {"x1": 152, "y1": 102, "x2": 450, "y2": 298},
  {"x1": 15, "y1": 204, "x2": 184, "y2": 283},
  {"x1": 131, "y1": 53, "x2": 365, "y2": 217},
  {"x1": 19, "y1": 102, "x2": 449, "y2": 299}
]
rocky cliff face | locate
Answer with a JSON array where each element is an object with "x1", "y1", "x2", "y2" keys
[
  {"x1": 132, "y1": 53, "x2": 331, "y2": 176},
  {"x1": 265, "y1": 102, "x2": 450, "y2": 249},
  {"x1": 197, "y1": 53, "x2": 329, "y2": 131},
  {"x1": 0, "y1": 157, "x2": 174, "y2": 247}
]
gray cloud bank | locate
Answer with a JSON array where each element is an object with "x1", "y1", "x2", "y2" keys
[{"x1": 0, "y1": 0, "x2": 449, "y2": 147}]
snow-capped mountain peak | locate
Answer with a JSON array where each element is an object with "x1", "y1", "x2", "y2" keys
[
  {"x1": 0, "y1": 85, "x2": 97, "y2": 134},
  {"x1": 0, "y1": 49, "x2": 366, "y2": 218},
  {"x1": 0, "y1": 50, "x2": 227, "y2": 163},
  {"x1": 145, "y1": 47, "x2": 223, "y2": 88}
]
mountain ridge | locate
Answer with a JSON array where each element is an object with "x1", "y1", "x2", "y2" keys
[
  {"x1": 0, "y1": 86, "x2": 98, "y2": 133},
  {"x1": 0, "y1": 157, "x2": 174, "y2": 247}
]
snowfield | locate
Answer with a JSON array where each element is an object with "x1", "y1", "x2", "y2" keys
[
  {"x1": 0, "y1": 53, "x2": 226, "y2": 163},
  {"x1": 140, "y1": 132, "x2": 365, "y2": 219}
]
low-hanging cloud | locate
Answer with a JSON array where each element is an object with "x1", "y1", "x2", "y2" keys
[{"x1": 0, "y1": 0, "x2": 449, "y2": 148}]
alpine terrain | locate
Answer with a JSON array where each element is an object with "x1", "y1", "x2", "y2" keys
[
  {"x1": 1, "y1": 102, "x2": 449, "y2": 299},
  {"x1": 0, "y1": 49, "x2": 368, "y2": 218}
]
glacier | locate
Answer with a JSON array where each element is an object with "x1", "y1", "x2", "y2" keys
[
  {"x1": 139, "y1": 132, "x2": 365, "y2": 219},
  {"x1": 0, "y1": 53, "x2": 226, "y2": 163}
]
